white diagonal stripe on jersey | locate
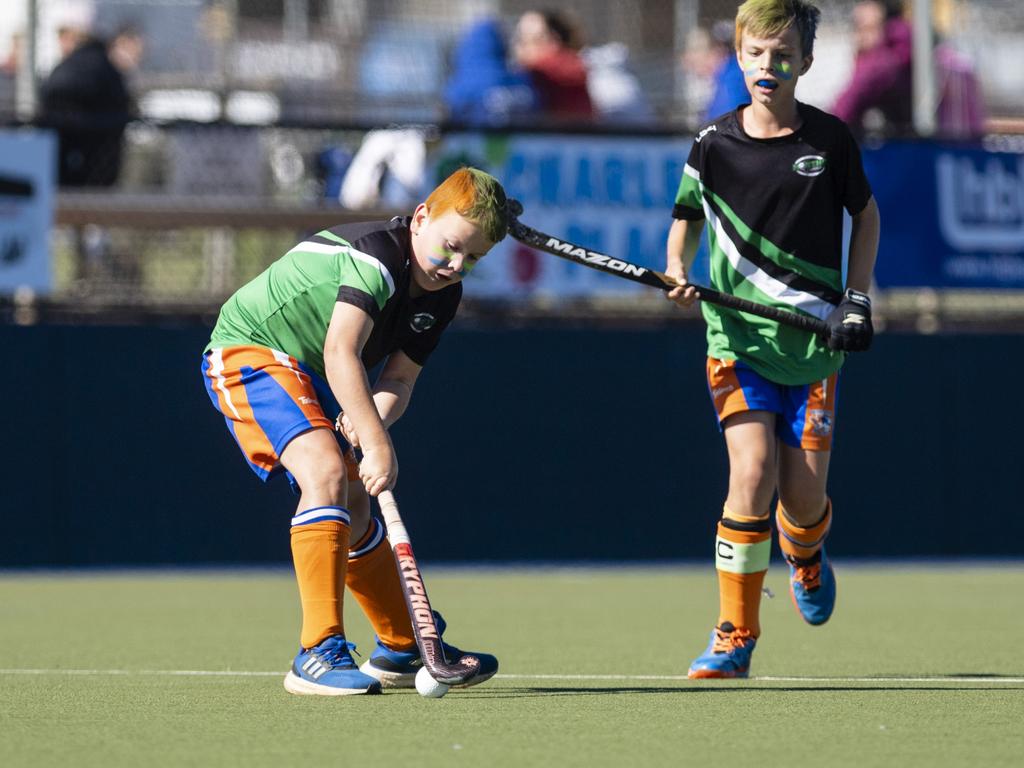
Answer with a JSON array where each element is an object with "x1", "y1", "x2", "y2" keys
[
  {"x1": 287, "y1": 241, "x2": 344, "y2": 256},
  {"x1": 347, "y1": 247, "x2": 396, "y2": 299},
  {"x1": 684, "y1": 163, "x2": 700, "y2": 181},
  {"x1": 704, "y1": 205, "x2": 834, "y2": 320},
  {"x1": 288, "y1": 242, "x2": 396, "y2": 299},
  {"x1": 286, "y1": 241, "x2": 396, "y2": 300}
]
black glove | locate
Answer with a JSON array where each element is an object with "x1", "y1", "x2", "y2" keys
[{"x1": 826, "y1": 288, "x2": 873, "y2": 352}]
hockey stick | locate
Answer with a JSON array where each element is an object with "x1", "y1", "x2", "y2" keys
[
  {"x1": 338, "y1": 437, "x2": 481, "y2": 685},
  {"x1": 506, "y1": 200, "x2": 830, "y2": 337},
  {"x1": 375, "y1": 489, "x2": 481, "y2": 686}
]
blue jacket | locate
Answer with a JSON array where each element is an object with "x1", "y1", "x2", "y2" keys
[{"x1": 443, "y1": 19, "x2": 538, "y2": 126}]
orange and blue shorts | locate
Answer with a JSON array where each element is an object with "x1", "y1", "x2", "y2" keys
[
  {"x1": 706, "y1": 356, "x2": 839, "y2": 451},
  {"x1": 201, "y1": 345, "x2": 357, "y2": 484}
]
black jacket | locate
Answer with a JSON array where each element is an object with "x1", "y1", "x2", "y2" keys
[{"x1": 37, "y1": 39, "x2": 131, "y2": 187}]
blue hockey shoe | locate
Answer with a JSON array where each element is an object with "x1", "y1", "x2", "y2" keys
[
  {"x1": 784, "y1": 546, "x2": 836, "y2": 625},
  {"x1": 359, "y1": 611, "x2": 499, "y2": 689},
  {"x1": 284, "y1": 635, "x2": 382, "y2": 696},
  {"x1": 687, "y1": 622, "x2": 757, "y2": 679}
]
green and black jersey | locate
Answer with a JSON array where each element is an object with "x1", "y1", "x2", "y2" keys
[
  {"x1": 674, "y1": 102, "x2": 873, "y2": 385},
  {"x1": 206, "y1": 217, "x2": 461, "y2": 376}
]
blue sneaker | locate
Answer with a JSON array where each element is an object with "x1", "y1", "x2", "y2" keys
[
  {"x1": 687, "y1": 622, "x2": 757, "y2": 679},
  {"x1": 359, "y1": 612, "x2": 499, "y2": 689},
  {"x1": 784, "y1": 546, "x2": 836, "y2": 625},
  {"x1": 284, "y1": 635, "x2": 382, "y2": 696}
]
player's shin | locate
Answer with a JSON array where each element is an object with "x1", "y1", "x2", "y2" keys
[
  {"x1": 290, "y1": 507, "x2": 352, "y2": 649},
  {"x1": 716, "y1": 510, "x2": 772, "y2": 637},
  {"x1": 776, "y1": 499, "x2": 832, "y2": 560},
  {"x1": 776, "y1": 500, "x2": 836, "y2": 625},
  {"x1": 345, "y1": 517, "x2": 417, "y2": 651}
]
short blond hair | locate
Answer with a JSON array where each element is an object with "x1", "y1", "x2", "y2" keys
[{"x1": 735, "y1": 0, "x2": 821, "y2": 58}]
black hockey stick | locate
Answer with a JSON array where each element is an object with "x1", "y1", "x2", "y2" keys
[
  {"x1": 375, "y1": 489, "x2": 481, "y2": 686},
  {"x1": 506, "y1": 200, "x2": 830, "y2": 337}
]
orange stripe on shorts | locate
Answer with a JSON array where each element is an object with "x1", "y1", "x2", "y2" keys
[
  {"x1": 206, "y1": 347, "x2": 278, "y2": 473},
  {"x1": 707, "y1": 357, "x2": 750, "y2": 423}
]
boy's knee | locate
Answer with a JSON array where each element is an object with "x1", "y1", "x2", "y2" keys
[
  {"x1": 296, "y1": 455, "x2": 349, "y2": 501},
  {"x1": 731, "y1": 463, "x2": 774, "y2": 499},
  {"x1": 777, "y1": 493, "x2": 828, "y2": 526}
]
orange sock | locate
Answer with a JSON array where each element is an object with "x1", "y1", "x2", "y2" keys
[
  {"x1": 346, "y1": 518, "x2": 416, "y2": 651},
  {"x1": 776, "y1": 500, "x2": 832, "y2": 562},
  {"x1": 290, "y1": 507, "x2": 351, "y2": 650},
  {"x1": 716, "y1": 508, "x2": 772, "y2": 637}
]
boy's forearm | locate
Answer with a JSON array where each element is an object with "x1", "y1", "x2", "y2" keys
[
  {"x1": 326, "y1": 351, "x2": 392, "y2": 451},
  {"x1": 847, "y1": 197, "x2": 880, "y2": 293},
  {"x1": 667, "y1": 218, "x2": 704, "y2": 273},
  {"x1": 372, "y1": 379, "x2": 414, "y2": 429}
]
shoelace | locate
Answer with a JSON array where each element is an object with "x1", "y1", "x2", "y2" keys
[
  {"x1": 318, "y1": 640, "x2": 360, "y2": 670},
  {"x1": 711, "y1": 626, "x2": 754, "y2": 654},
  {"x1": 792, "y1": 561, "x2": 822, "y2": 591}
]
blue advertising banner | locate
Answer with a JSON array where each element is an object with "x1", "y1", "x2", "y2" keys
[
  {"x1": 864, "y1": 141, "x2": 1024, "y2": 288},
  {"x1": 0, "y1": 129, "x2": 56, "y2": 295},
  {"x1": 433, "y1": 133, "x2": 700, "y2": 298},
  {"x1": 433, "y1": 134, "x2": 1023, "y2": 294}
]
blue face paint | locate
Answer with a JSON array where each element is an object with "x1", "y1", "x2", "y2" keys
[
  {"x1": 743, "y1": 55, "x2": 795, "y2": 80},
  {"x1": 429, "y1": 248, "x2": 473, "y2": 276}
]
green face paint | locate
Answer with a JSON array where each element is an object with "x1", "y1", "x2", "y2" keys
[
  {"x1": 428, "y1": 245, "x2": 475, "y2": 276},
  {"x1": 742, "y1": 55, "x2": 795, "y2": 80}
]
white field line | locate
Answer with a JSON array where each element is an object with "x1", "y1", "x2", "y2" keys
[{"x1": 0, "y1": 669, "x2": 1021, "y2": 684}]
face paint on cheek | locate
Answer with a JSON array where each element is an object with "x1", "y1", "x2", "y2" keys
[
  {"x1": 774, "y1": 59, "x2": 794, "y2": 80},
  {"x1": 742, "y1": 59, "x2": 760, "y2": 78},
  {"x1": 428, "y1": 245, "x2": 475, "y2": 277},
  {"x1": 428, "y1": 245, "x2": 453, "y2": 268}
]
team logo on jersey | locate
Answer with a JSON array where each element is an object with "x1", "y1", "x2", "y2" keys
[
  {"x1": 410, "y1": 312, "x2": 436, "y2": 333},
  {"x1": 793, "y1": 155, "x2": 827, "y2": 177},
  {"x1": 807, "y1": 409, "x2": 833, "y2": 437}
]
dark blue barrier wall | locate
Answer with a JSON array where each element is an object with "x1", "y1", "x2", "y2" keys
[{"x1": 3, "y1": 323, "x2": 1022, "y2": 565}]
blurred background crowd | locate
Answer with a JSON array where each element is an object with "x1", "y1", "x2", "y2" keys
[
  {"x1": 2, "y1": 0, "x2": 1019, "y2": 189},
  {"x1": 0, "y1": 0, "x2": 1021, "y2": 324}
]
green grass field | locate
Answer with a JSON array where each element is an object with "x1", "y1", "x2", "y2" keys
[{"x1": 2, "y1": 564, "x2": 1022, "y2": 767}]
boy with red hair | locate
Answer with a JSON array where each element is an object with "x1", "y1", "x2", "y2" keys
[{"x1": 202, "y1": 168, "x2": 506, "y2": 695}]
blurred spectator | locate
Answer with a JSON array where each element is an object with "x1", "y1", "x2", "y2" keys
[
  {"x1": 832, "y1": 0, "x2": 984, "y2": 139},
  {"x1": 702, "y1": 20, "x2": 749, "y2": 121},
  {"x1": 443, "y1": 18, "x2": 538, "y2": 127},
  {"x1": 582, "y1": 41, "x2": 655, "y2": 125},
  {"x1": 934, "y1": 38, "x2": 985, "y2": 138},
  {"x1": 36, "y1": 1, "x2": 132, "y2": 186},
  {"x1": 0, "y1": 33, "x2": 20, "y2": 121},
  {"x1": 339, "y1": 128, "x2": 427, "y2": 210},
  {"x1": 512, "y1": 10, "x2": 593, "y2": 120},
  {"x1": 832, "y1": 0, "x2": 913, "y2": 136},
  {"x1": 108, "y1": 23, "x2": 145, "y2": 77}
]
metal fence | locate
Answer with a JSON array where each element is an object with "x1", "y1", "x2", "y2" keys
[
  {"x1": 2, "y1": 0, "x2": 1021, "y2": 127},
  {"x1": 1, "y1": 0, "x2": 1022, "y2": 328}
]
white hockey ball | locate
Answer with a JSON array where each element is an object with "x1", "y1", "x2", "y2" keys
[{"x1": 415, "y1": 667, "x2": 450, "y2": 698}]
